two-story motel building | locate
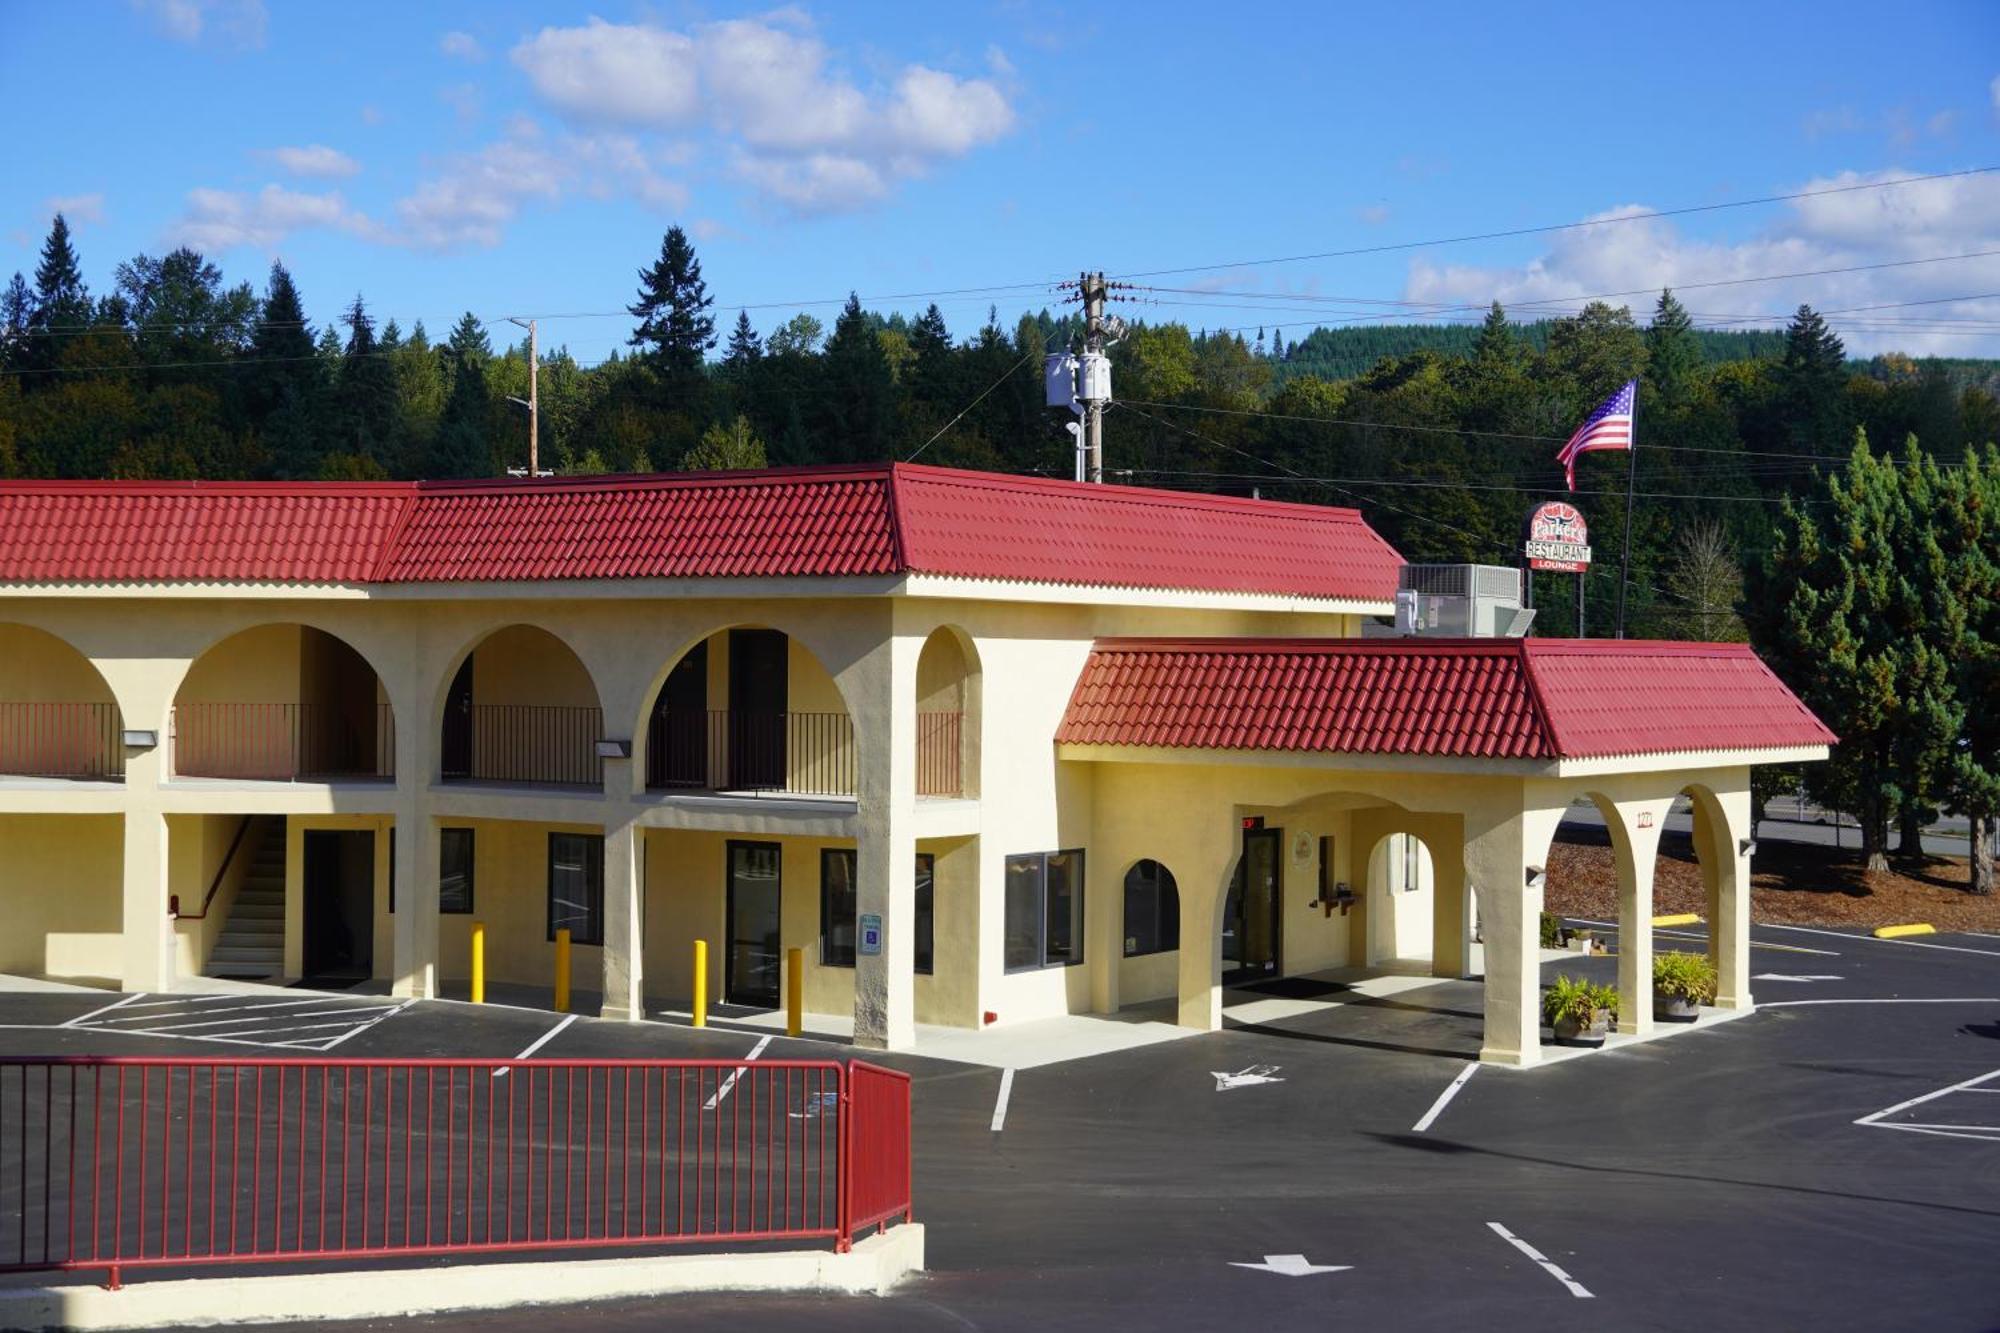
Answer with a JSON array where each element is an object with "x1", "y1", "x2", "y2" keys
[{"x1": 0, "y1": 464, "x2": 1832, "y2": 1065}]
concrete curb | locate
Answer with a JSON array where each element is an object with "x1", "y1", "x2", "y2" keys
[
  {"x1": 1873, "y1": 923, "x2": 1935, "y2": 939},
  {"x1": 0, "y1": 1225, "x2": 924, "y2": 1331}
]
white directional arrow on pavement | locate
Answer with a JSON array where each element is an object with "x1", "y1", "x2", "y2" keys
[
  {"x1": 1230, "y1": 1254, "x2": 1352, "y2": 1277},
  {"x1": 1212, "y1": 1064, "x2": 1285, "y2": 1091},
  {"x1": 1752, "y1": 973, "x2": 1844, "y2": 982}
]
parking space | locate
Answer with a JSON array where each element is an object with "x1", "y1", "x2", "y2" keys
[{"x1": 9, "y1": 926, "x2": 2000, "y2": 1330}]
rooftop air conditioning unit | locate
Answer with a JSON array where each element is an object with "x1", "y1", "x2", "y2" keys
[{"x1": 1363, "y1": 564, "x2": 1536, "y2": 638}]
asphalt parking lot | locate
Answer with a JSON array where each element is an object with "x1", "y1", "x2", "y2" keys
[{"x1": 4, "y1": 923, "x2": 1998, "y2": 1332}]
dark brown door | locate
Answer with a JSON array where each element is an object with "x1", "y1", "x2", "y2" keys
[
  {"x1": 1223, "y1": 827, "x2": 1282, "y2": 984},
  {"x1": 728, "y1": 629, "x2": 787, "y2": 789},
  {"x1": 649, "y1": 641, "x2": 709, "y2": 788}
]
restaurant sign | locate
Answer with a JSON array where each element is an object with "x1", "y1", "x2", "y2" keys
[{"x1": 1524, "y1": 501, "x2": 1592, "y2": 573}]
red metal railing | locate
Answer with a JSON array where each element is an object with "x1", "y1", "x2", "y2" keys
[
  {"x1": 0, "y1": 702, "x2": 124, "y2": 779},
  {"x1": 172, "y1": 704, "x2": 395, "y2": 781},
  {"x1": 843, "y1": 1062, "x2": 912, "y2": 1238},
  {"x1": 0, "y1": 1056, "x2": 911, "y2": 1289},
  {"x1": 443, "y1": 705, "x2": 604, "y2": 788}
]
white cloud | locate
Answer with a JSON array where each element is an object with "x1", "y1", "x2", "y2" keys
[
  {"x1": 1403, "y1": 169, "x2": 2000, "y2": 354},
  {"x1": 265, "y1": 145, "x2": 359, "y2": 179},
  {"x1": 1356, "y1": 203, "x2": 1391, "y2": 226},
  {"x1": 440, "y1": 82, "x2": 482, "y2": 124},
  {"x1": 45, "y1": 194, "x2": 106, "y2": 227},
  {"x1": 510, "y1": 14, "x2": 1015, "y2": 214},
  {"x1": 439, "y1": 30, "x2": 483, "y2": 62},
  {"x1": 168, "y1": 185, "x2": 379, "y2": 252},
  {"x1": 130, "y1": 0, "x2": 264, "y2": 47}
]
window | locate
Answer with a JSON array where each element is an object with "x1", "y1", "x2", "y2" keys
[
  {"x1": 1122, "y1": 859, "x2": 1179, "y2": 957},
  {"x1": 440, "y1": 828, "x2": 474, "y2": 914},
  {"x1": 1004, "y1": 849, "x2": 1085, "y2": 972},
  {"x1": 820, "y1": 849, "x2": 858, "y2": 966},
  {"x1": 819, "y1": 850, "x2": 937, "y2": 973},
  {"x1": 388, "y1": 827, "x2": 475, "y2": 914},
  {"x1": 547, "y1": 832, "x2": 604, "y2": 945}
]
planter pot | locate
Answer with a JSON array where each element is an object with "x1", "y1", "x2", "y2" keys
[
  {"x1": 1550, "y1": 1009, "x2": 1611, "y2": 1047},
  {"x1": 1656, "y1": 992, "x2": 1701, "y2": 1022}
]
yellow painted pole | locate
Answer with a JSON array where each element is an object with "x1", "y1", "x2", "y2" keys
[
  {"x1": 554, "y1": 927, "x2": 571, "y2": 1014},
  {"x1": 786, "y1": 946, "x2": 803, "y2": 1037},
  {"x1": 692, "y1": 939, "x2": 708, "y2": 1027},
  {"x1": 470, "y1": 922, "x2": 485, "y2": 1004}
]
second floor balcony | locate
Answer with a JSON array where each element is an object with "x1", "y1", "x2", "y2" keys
[
  {"x1": 0, "y1": 702, "x2": 125, "y2": 780},
  {"x1": 172, "y1": 703, "x2": 395, "y2": 781},
  {"x1": 644, "y1": 709, "x2": 965, "y2": 800}
]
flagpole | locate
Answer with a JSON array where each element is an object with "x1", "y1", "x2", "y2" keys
[{"x1": 1615, "y1": 382, "x2": 1638, "y2": 639}]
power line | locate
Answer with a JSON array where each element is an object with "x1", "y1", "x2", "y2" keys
[
  {"x1": 1110, "y1": 166, "x2": 2000, "y2": 279},
  {"x1": 905, "y1": 352, "x2": 1036, "y2": 462}
]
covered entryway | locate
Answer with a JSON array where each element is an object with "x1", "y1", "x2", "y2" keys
[
  {"x1": 1059, "y1": 637, "x2": 1836, "y2": 1066},
  {"x1": 725, "y1": 840, "x2": 783, "y2": 1007}
]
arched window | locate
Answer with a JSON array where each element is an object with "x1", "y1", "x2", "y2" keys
[{"x1": 1123, "y1": 859, "x2": 1180, "y2": 957}]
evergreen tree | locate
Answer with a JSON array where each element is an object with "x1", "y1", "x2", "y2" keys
[
  {"x1": 627, "y1": 225, "x2": 715, "y2": 376},
  {"x1": 1, "y1": 273, "x2": 31, "y2": 372},
  {"x1": 330, "y1": 295, "x2": 396, "y2": 468},
  {"x1": 680, "y1": 414, "x2": 767, "y2": 471},
  {"x1": 29, "y1": 214, "x2": 89, "y2": 333},
  {"x1": 908, "y1": 304, "x2": 952, "y2": 395},
  {"x1": 1777, "y1": 304, "x2": 1852, "y2": 464},
  {"x1": 1472, "y1": 301, "x2": 1517, "y2": 368},
  {"x1": 818, "y1": 293, "x2": 893, "y2": 462},
  {"x1": 248, "y1": 262, "x2": 322, "y2": 477},
  {"x1": 445, "y1": 311, "x2": 491, "y2": 363},
  {"x1": 722, "y1": 310, "x2": 762, "y2": 369},
  {"x1": 1645, "y1": 289, "x2": 1700, "y2": 405},
  {"x1": 431, "y1": 337, "x2": 492, "y2": 479},
  {"x1": 1940, "y1": 445, "x2": 2000, "y2": 892}
]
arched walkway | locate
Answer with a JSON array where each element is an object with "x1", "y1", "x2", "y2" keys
[
  {"x1": 635, "y1": 623, "x2": 855, "y2": 797},
  {"x1": 1364, "y1": 831, "x2": 1439, "y2": 966},
  {"x1": 0, "y1": 624, "x2": 125, "y2": 780},
  {"x1": 173, "y1": 623, "x2": 393, "y2": 780},
  {"x1": 438, "y1": 624, "x2": 604, "y2": 788}
]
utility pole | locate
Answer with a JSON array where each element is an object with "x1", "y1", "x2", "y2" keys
[
  {"x1": 1080, "y1": 272, "x2": 1108, "y2": 484},
  {"x1": 504, "y1": 316, "x2": 548, "y2": 477}
]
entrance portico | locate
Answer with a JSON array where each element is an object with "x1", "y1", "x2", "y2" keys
[{"x1": 1061, "y1": 637, "x2": 1834, "y2": 1066}]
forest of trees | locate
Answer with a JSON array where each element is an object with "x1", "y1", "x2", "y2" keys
[{"x1": 4, "y1": 211, "x2": 1999, "y2": 643}]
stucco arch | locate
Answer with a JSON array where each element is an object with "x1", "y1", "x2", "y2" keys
[
  {"x1": 430, "y1": 620, "x2": 606, "y2": 737},
  {"x1": 1363, "y1": 828, "x2": 1441, "y2": 964},
  {"x1": 171, "y1": 621, "x2": 398, "y2": 780},
  {"x1": 914, "y1": 624, "x2": 981, "y2": 798},
  {"x1": 432, "y1": 622, "x2": 606, "y2": 787},
  {"x1": 1118, "y1": 856, "x2": 1182, "y2": 958},
  {"x1": 0, "y1": 623, "x2": 126, "y2": 778}
]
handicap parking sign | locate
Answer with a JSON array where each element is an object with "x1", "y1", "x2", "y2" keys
[{"x1": 860, "y1": 913, "x2": 882, "y2": 956}]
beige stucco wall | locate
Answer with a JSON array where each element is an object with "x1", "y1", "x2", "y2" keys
[
  {"x1": 0, "y1": 623, "x2": 119, "y2": 704},
  {"x1": 167, "y1": 813, "x2": 258, "y2": 975},
  {"x1": 0, "y1": 814, "x2": 123, "y2": 983}
]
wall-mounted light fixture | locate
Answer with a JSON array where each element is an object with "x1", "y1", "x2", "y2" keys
[
  {"x1": 122, "y1": 730, "x2": 158, "y2": 749},
  {"x1": 1739, "y1": 838, "x2": 1757, "y2": 858},
  {"x1": 593, "y1": 739, "x2": 632, "y2": 759},
  {"x1": 1525, "y1": 865, "x2": 1548, "y2": 891}
]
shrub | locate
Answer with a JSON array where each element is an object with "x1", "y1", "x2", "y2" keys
[
  {"x1": 1539, "y1": 911, "x2": 1565, "y2": 948},
  {"x1": 1653, "y1": 950, "x2": 1719, "y2": 1004},
  {"x1": 1543, "y1": 974, "x2": 1622, "y2": 1028}
]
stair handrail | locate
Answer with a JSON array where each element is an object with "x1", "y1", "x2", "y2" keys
[{"x1": 171, "y1": 815, "x2": 256, "y2": 920}]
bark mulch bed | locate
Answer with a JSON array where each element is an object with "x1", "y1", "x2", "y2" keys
[{"x1": 1544, "y1": 822, "x2": 2000, "y2": 934}]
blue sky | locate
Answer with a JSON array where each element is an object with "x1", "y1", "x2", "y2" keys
[{"x1": 3, "y1": 1, "x2": 1997, "y2": 360}]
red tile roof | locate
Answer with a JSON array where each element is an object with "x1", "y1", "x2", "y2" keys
[
  {"x1": 0, "y1": 464, "x2": 1400, "y2": 601},
  {"x1": 1057, "y1": 637, "x2": 1835, "y2": 761}
]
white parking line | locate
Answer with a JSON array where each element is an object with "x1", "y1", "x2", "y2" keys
[
  {"x1": 1757, "y1": 923, "x2": 2000, "y2": 957},
  {"x1": 1855, "y1": 1066, "x2": 2000, "y2": 1138},
  {"x1": 1566, "y1": 919, "x2": 1840, "y2": 957},
  {"x1": 1412, "y1": 1061, "x2": 1477, "y2": 1133},
  {"x1": 1762, "y1": 997, "x2": 2000, "y2": 1008},
  {"x1": 493, "y1": 1013, "x2": 577, "y2": 1077},
  {"x1": 704, "y1": 1034, "x2": 773, "y2": 1110},
  {"x1": 1487, "y1": 1222, "x2": 1594, "y2": 1299},
  {"x1": 990, "y1": 1067, "x2": 1015, "y2": 1133},
  {"x1": 60, "y1": 993, "x2": 149, "y2": 1027}
]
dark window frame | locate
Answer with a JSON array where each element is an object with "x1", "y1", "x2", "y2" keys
[
  {"x1": 1004, "y1": 848, "x2": 1085, "y2": 973},
  {"x1": 439, "y1": 827, "x2": 475, "y2": 915},
  {"x1": 546, "y1": 831, "x2": 605, "y2": 946},
  {"x1": 818, "y1": 849, "x2": 938, "y2": 975},
  {"x1": 1121, "y1": 858, "x2": 1179, "y2": 958}
]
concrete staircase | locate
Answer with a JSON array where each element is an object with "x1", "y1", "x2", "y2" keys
[{"x1": 203, "y1": 818, "x2": 285, "y2": 980}]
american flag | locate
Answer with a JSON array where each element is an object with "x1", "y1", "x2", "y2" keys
[{"x1": 1557, "y1": 379, "x2": 1636, "y2": 491}]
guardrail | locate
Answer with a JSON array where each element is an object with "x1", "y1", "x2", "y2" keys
[
  {"x1": 443, "y1": 704, "x2": 604, "y2": 789},
  {"x1": 0, "y1": 1056, "x2": 912, "y2": 1289},
  {"x1": 172, "y1": 704, "x2": 395, "y2": 781},
  {"x1": 0, "y1": 702, "x2": 124, "y2": 779},
  {"x1": 643, "y1": 710, "x2": 964, "y2": 799}
]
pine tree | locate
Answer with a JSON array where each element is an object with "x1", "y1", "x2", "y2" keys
[
  {"x1": 818, "y1": 293, "x2": 893, "y2": 462},
  {"x1": 1645, "y1": 289, "x2": 1700, "y2": 405},
  {"x1": 431, "y1": 343, "x2": 491, "y2": 479},
  {"x1": 1940, "y1": 445, "x2": 2000, "y2": 892},
  {"x1": 909, "y1": 304, "x2": 952, "y2": 392},
  {"x1": 249, "y1": 262, "x2": 322, "y2": 477},
  {"x1": 446, "y1": 311, "x2": 491, "y2": 363},
  {"x1": 628, "y1": 226, "x2": 715, "y2": 376},
  {"x1": 1777, "y1": 304, "x2": 1851, "y2": 463},
  {"x1": 1472, "y1": 301, "x2": 1516, "y2": 368},
  {"x1": 722, "y1": 310, "x2": 761, "y2": 369},
  {"x1": 679, "y1": 414, "x2": 767, "y2": 471},
  {"x1": 330, "y1": 295, "x2": 396, "y2": 468},
  {"x1": 29, "y1": 214, "x2": 89, "y2": 333},
  {"x1": 1, "y1": 273, "x2": 31, "y2": 372}
]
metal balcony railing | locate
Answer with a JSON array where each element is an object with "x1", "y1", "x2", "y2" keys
[
  {"x1": 643, "y1": 710, "x2": 964, "y2": 799},
  {"x1": 172, "y1": 704, "x2": 394, "y2": 781},
  {"x1": 0, "y1": 702, "x2": 124, "y2": 779},
  {"x1": 442, "y1": 704, "x2": 604, "y2": 789}
]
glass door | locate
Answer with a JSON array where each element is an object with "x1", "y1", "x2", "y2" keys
[
  {"x1": 726, "y1": 840, "x2": 783, "y2": 1006},
  {"x1": 1223, "y1": 827, "x2": 1282, "y2": 984}
]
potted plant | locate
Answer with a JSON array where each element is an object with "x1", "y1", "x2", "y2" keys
[
  {"x1": 1539, "y1": 910, "x2": 1571, "y2": 950},
  {"x1": 1543, "y1": 975, "x2": 1619, "y2": 1046},
  {"x1": 1653, "y1": 950, "x2": 1717, "y2": 1022}
]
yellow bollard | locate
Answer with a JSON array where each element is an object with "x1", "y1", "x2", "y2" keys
[
  {"x1": 554, "y1": 927, "x2": 571, "y2": 1014},
  {"x1": 786, "y1": 946, "x2": 803, "y2": 1038},
  {"x1": 692, "y1": 939, "x2": 708, "y2": 1028},
  {"x1": 470, "y1": 921, "x2": 485, "y2": 1005}
]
